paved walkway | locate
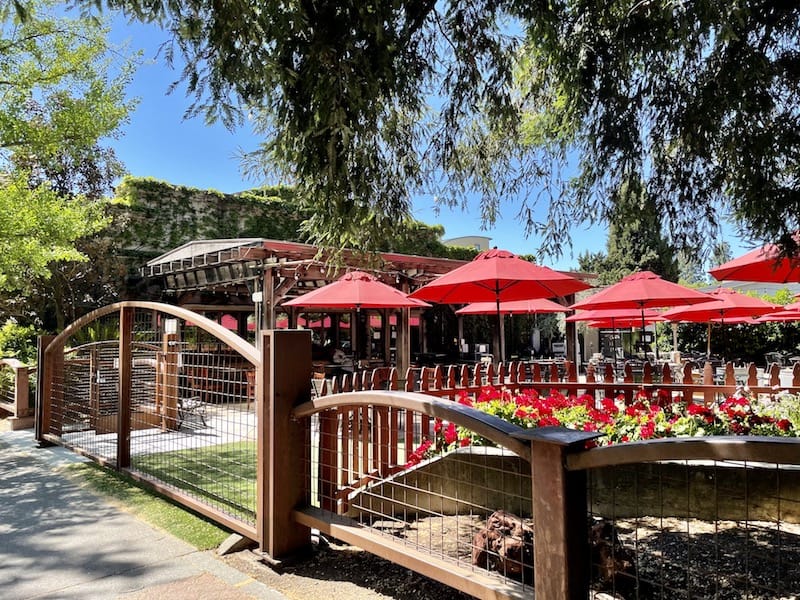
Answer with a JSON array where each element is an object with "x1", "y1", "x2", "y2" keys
[{"x1": 0, "y1": 428, "x2": 286, "y2": 600}]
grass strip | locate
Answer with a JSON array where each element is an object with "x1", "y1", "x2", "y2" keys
[
  {"x1": 131, "y1": 441, "x2": 257, "y2": 522},
  {"x1": 60, "y1": 461, "x2": 231, "y2": 550}
]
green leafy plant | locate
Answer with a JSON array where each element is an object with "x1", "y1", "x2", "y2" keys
[{"x1": 0, "y1": 319, "x2": 39, "y2": 363}]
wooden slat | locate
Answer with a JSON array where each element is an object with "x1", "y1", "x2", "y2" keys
[{"x1": 294, "y1": 507, "x2": 527, "y2": 600}]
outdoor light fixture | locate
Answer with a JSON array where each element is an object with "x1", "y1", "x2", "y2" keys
[{"x1": 164, "y1": 318, "x2": 178, "y2": 334}]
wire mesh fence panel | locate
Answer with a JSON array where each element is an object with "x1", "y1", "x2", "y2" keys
[
  {"x1": 47, "y1": 311, "x2": 122, "y2": 462},
  {"x1": 586, "y1": 460, "x2": 800, "y2": 599},
  {"x1": 126, "y1": 308, "x2": 258, "y2": 527},
  {"x1": 0, "y1": 363, "x2": 15, "y2": 406},
  {"x1": 42, "y1": 304, "x2": 259, "y2": 529},
  {"x1": 303, "y1": 402, "x2": 535, "y2": 594}
]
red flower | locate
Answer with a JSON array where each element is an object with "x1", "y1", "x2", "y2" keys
[
  {"x1": 688, "y1": 403, "x2": 711, "y2": 416},
  {"x1": 444, "y1": 422, "x2": 458, "y2": 445},
  {"x1": 405, "y1": 438, "x2": 433, "y2": 468},
  {"x1": 514, "y1": 407, "x2": 530, "y2": 419},
  {"x1": 459, "y1": 437, "x2": 471, "y2": 447},
  {"x1": 777, "y1": 419, "x2": 791, "y2": 432},
  {"x1": 589, "y1": 408, "x2": 613, "y2": 425},
  {"x1": 601, "y1": 398, "x2": 618, "y2": 414},
  {"x1": 433, "y1": 418, "x2": 443, "y2": 433}
]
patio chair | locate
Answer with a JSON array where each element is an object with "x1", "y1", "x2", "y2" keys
[
  {"x1": 178, "y1": 395, "x2": 207, "y2": 428},
  {"x1": 765, "y1": 351, "x2": 784, "y2": 367}
]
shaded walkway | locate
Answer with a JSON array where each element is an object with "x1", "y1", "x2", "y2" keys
[{"x1": 0, "y1": 429, "x2": 283, "y2": 600}]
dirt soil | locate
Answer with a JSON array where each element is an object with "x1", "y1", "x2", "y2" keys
[
  {"x1": 223, "y1": 539, "x2": 477, "y2": 600},
  {"x1": 222, "y1": 515, "x2": 800, "y2": 600}
]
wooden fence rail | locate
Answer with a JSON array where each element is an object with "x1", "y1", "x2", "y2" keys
[{"x1": 318, "y1": 359, "x2": 800, "y2": 406}]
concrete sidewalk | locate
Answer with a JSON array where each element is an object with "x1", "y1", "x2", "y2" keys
[{"x1": 0, "y1": 428, "x2": 286, "y2": 600}]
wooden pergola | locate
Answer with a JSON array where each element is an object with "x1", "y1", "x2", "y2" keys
[{"x1": 140, "y1": 238, "x2": 471, "y2": 373}]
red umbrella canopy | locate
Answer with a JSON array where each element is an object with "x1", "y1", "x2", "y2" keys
[
  {"x1": 569, "y1": 271, "x2": 714, "y2": 311},
  {"x1": 565, "y1": 307, "x2": 665, "y2": 323},
  {"x1": 755, "y1": 301, "x2": 800, "y2": 322},
  {"x1": 709, "y1": 238, "x2": 800, "y2": 283},
  {"x1": 757, "y1": 310, "x2": 800, "y2": 323},
  {"x1": 586, "y1": 315, "x2": 665, "y2": 328},
  {"x1": 661, "y1": 288, "x2": 782, "y2": 323},
  {"x1": 455, "y1": 298, "x2": 569, "y2": 316},
  {"x1": 409, "y1": 248, "x2": 591, "y2": 304},
  {"x1": 283, "y1": 271, "x2": 430, "y2": 310}
]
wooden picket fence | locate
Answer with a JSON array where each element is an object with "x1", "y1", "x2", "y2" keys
[{"x1": 318, "y1": 359, "x2": 800, "y2": 406}]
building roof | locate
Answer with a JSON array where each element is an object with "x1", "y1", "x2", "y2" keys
[
  {"x1": 141, "y1": 238, "x2": 596, "y2": 310},
  {"x1": 142, "y1": 238, "x2": 471, "y2": 307}
]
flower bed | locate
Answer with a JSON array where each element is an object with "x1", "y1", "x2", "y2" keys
[{"x1": 407, "y1": 387, "x2": 800, "y2": 466}]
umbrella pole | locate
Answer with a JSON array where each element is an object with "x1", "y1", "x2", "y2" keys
[
  {"x1": 639, "y1": 304, "x2": 648, "y2": 358},
  {"x1": 610, "y1": 317, "x2": 618, "y2": 379},
  {"x1": 496, "y1": 291, "x2": 504, "y2": 363},
  {"x1": 721, "y1": 314, "x2": 726, "y2": 363}
]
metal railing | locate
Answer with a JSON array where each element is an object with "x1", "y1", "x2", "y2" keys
[{"x1": 292, "y1": 390, "x2": 535, "y2": 600}]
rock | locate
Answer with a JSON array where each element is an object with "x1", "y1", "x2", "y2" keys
[
  {"x1": 589, "y1": 519, "x2": 638, "y2": 598},
  {"x1": 471, "y1": 510, "x2": 533, "y2": 581},
  {"x1": 217, "y1": 533, "x2": 257, "y2": 556}
]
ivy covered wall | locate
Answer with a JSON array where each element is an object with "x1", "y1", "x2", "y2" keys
[
  {"x1": 108, "y1": 176, "x2": 479, "y2": 264},
  {"x1": 111, "y1": 176, "x2": 307, "y2": 260}
]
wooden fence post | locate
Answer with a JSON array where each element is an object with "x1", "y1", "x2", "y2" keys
[
  {"x1": 117, "y1": 306, "x2": 133, "y2": 469},
  {"x1": 36, "y1": 335, "x2": 57, "y2": 444},
  {"x1": 257, "y1": 329, "x2": 312, "y2": 560},
  {"x1": 513, "y1": 427, "x2": 601, "y2": 600}
]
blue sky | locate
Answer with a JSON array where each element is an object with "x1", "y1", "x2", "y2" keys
[{"x1": 106, "y1": 16, "x2": 747, "y2": 272}]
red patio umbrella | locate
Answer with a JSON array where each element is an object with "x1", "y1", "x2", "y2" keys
[
  {"x1": 455, "y1": 298, "x2": 569, "y2": 361},
  {"x1": 585, "y1": 315, "x2": 666, "y2": 328},
  {"x1": 661, "y1": 288, "x2": 781, "y2": 324},
  {"x1": 662, "y1": 288, "x2": 781, "y2": 358},
  {"x1": 709, "y1": 237, "x2": 800, "y2": 283},
  {"x1": 283, "y1": 271, "x2": 429, "y2": 360},
  {"x1": 565, "y1": 307, "x2": 665, "y2": 324},
  {"x1": 756, "y1": 305, "x2": 800, "y2": 322},
  {"x1": 410, "y1": 248, "x2": 590, "y2": 361},
  {"x1": 567, "y1": 308, "x2": 665, "y2": 360},
  {"x1": 284, "y1": 270, "x2": 430, "y2": 310},
  {"x1": 569, "y1": 271, "x2": 714, "y2": 312},
  {"x1": 410, "y1": 248, "x2": 590, "y2": 304},
  {"x1": 455, "y1": 298, "x2": 569, "y2": 316},
  {"x1": 568, "y1": 271, "x2": 715, "y2": 355}
]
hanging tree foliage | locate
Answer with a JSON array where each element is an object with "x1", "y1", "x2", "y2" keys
[{"x1": 74, "y1": 0, "x2": 800, "y2": 260}]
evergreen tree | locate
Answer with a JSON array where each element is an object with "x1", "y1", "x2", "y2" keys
[{"x1": 578, "y1": 178, "x2": 677, "y2": 285}]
